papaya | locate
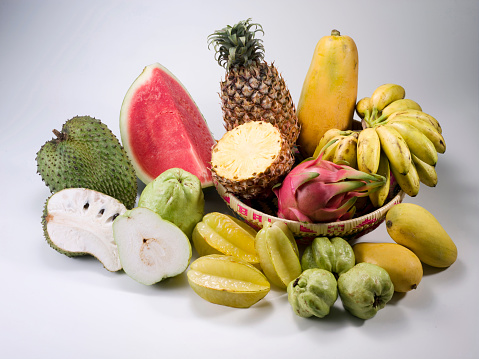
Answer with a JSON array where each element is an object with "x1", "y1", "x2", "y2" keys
[
  {"x1": 296, "y1": 29, "x2": 358, "y2": 158},
  {"x1": 353, "y1": 242, "x2": 423, "y2": 292},
  {"x1": 385, "y1": 203, "x2": 457, "y2": 268}
]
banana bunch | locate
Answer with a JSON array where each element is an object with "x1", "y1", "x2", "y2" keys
[
  {"x1": 314, "y1": 83, "x2": 446, "y2": 208},
  {"x1": 353, "y1": 83, "x2": 446, "y2": 205},
  {"x1": 313, "y1": 129, "x2": 360, "y2": 169}
]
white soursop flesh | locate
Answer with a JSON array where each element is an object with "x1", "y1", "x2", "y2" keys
[{"x1": 43, "y1": 188, "x2": 127, "y2": 272}]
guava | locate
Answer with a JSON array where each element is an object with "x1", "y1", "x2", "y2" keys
[
  {"x1": 138, "y1": 168, "x2": 204, "y2": 239},
  {"x1": 112, "y1": 207, "x2": 192, "y2": 285},
  {"x1": 337, "y1": 262, "x2": 394, "y2": 319},
  {"x1": 287, "y1": 269, "x2": 338, "y2": 318},
  {"x1": 301, "y1": 236, "x2": 355, "y2": 277}
]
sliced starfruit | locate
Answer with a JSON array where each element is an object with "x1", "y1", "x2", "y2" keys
[
  {"x1": 187, "y1": 254, "x2": 270, "y2": 308},
  {"x1": 255, "y1": 222, "x2": 302, "y2": 289},
  {"x1": 192, "y1": 212, "x2": 259, "y2": 266}
]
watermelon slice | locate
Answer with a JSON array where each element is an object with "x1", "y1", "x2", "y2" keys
[{"x1": 120, "y1": 63, "x2": 215, "y2": 188}]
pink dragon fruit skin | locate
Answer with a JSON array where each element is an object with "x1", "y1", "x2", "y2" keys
[{"x1": 273, "y1": 156, "x2": 385, "y2": 223}]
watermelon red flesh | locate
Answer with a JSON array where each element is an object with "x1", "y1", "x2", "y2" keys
[{"x1": 120, "y1": 63, "x2": 215, "y2": 187}]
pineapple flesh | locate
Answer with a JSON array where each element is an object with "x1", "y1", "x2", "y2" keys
[
  {"x1": 208, "y1": 19, "x2": 300, "y2": 147},
  {"x1": 211, "y1": 121, "x2": 294, "y2": 199}
]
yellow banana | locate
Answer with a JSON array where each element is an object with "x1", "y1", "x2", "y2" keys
[
  {"x1": 333, "y1": 135, "x2": 358, "y2": 168},
  {"x1": 387, "y1": 109, "x2": 442, "y2": 134},
  {"x1": 356, "y1": 97, "x2": 371, "y2": 120},
  {"x1": 369, "y1": 150, "x2": 391, "y2": 207},
  {"x1": 391, "y1": 158, "x2": 420, "y2": 197},
  {"x1": 387, "y1": 121, "x2": 438, "y2": 166},
  {"x1": 375, "y1": 99, "x2": 422, "y2": 123},
  {"x1": 313, "y1": 129, "x2": 352, "y2": 158},
  {"x1": 412, "y1": 154, "x2": 438, "y2": 187},
  {"x1": 369, "y1": 84, "x2": 405, "y2": 121},
  {"x1": 375, "y1": 125, "x2": 411, "y2": 175},
  {"x1": 322, "y1": 136, "x2": 343, "y2": 161},
  {"x1": 357, "y1": 127, "x2": 381, "y2": 174},
  {"x1": 388, "y1": 115, "x2": 446, "y2": 154}
]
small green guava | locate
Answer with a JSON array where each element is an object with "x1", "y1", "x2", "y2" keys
[
  {"x1": 287, "y1": 269, "x2": 338, "y2": 318},
  {"x1": 337, "y1": 262, "x2": 394, "y2": 320},
  {"x1": 138, "y1": 168, "x2": 204, "y2": 239},
  {"x1": 301, "y1": 236, "x2": 355, "y2": 277}
]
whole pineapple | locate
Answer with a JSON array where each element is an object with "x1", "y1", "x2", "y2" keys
[{"x1": 208, "y1": 19, "x2": 300, "y2": 147}]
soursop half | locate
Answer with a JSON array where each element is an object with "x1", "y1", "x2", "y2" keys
[
  {"x1": 42, "y1": 188, "x2": 126, "y2": 272},
  {"x1": 36, "y1": 116, "x2": 138, "y2": 209}
]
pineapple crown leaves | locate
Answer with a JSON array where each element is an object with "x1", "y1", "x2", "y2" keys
[{"x1": 208, "y1": 18, "x2": 265, "y2": 71}]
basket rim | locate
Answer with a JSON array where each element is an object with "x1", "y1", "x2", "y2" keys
[{"x1": 213, "y1": 179, "x2": 405, "y2": 239}]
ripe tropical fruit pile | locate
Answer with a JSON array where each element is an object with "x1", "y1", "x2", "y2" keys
[
  {"x1": 209, "y1": 19, "x2": 446, "y2": 221},
  {"x1": 190, "y1": 18, "x2": 456, "y2": 317},
  {"x1": 188, "y1": 202, "x2": 456, "y2": 318},
  {"x1": 36, "y1": 64, "x2": 215, "y2": 283},
  {"x1": 34, "y1": 17, "x2": 457, "y2": 321}
]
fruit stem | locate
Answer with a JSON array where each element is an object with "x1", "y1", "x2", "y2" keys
[
  {"x1": 368, "y1": 107, "x2": 379, "y2": 126},
  {"x1": 331, "y1": 29, "x2": 340, "y2": 36},
  {"x1": 375, "y1": 113, "x2": 386, "y2": 123},
  {"x1": 52, "y1": 129, "x2": 67, "y2": 142}
]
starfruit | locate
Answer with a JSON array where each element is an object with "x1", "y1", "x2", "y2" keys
[
  {"x1": 192, "y1": 212, "x2": 260, "y2": 267},
  {"x1": 187, "y1": 254, "x2": 270, "y2": 308},
  {"x1": 255, "y1": 222, "x2": 302, "y2": 289}
]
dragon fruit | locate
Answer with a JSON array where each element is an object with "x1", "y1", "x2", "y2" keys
[{"x1": 273, "y1": 155, "x2": 385, "y2": 223}]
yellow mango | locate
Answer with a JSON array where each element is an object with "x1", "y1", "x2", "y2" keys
[
  {"x1": 297, "y1": 29, "x2": 358, "y2": 158},
  {"x1": 385, "y1": 203, "x2": 457, "y2": 268},
  {"x1": 353, "y1": 242, "x2": 423, "y2": 292}
]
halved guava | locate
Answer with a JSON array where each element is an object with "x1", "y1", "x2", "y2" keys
[
  {"x1": 119, "y1": 63, "x2": 215, "y2": 188},
  {"x1": 42, "y1": 188, "x2": 127, "y2": 272},
  {"x1": 112, "y1": 207, "x2": 192, "y2": 285}
]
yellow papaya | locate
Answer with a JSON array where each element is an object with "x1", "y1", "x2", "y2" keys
[
  {"x1": 353, "y1": 242, "x2": 423, "y2": 292},
  {"x1": 385, "y1": 203, "x2": 457, "y2": 268},
  {"x1": 297, "y1": 29, "x2": 358, "y2": 158}
]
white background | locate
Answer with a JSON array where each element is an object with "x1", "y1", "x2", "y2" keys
[{"x1": 1, "y1": 0, "x2": 478, "y2": 358}]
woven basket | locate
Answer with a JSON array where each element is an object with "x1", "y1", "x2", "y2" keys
[{"x1": 214, "y1": 179, "x2": 405, "y2": 242}]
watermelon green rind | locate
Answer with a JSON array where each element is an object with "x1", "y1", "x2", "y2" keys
[{"x1": 119, "y1": 63, "x2": 215, "y2": 188}]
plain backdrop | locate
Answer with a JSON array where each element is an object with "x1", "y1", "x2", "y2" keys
[{"x1": 1, "y1": 1, "x2": 478, "y2": 358}]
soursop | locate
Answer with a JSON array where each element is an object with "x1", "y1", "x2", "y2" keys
[
  {"x1": 36, "y1": 116, "x2": 138, "y2": 209},
  {"x1": 42, "y1": 188, "x2": 127, "y2": 271}
]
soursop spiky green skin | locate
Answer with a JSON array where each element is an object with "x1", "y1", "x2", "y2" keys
[{"x1": 36, "y1": 116, "x2": 138, "y2": 209}]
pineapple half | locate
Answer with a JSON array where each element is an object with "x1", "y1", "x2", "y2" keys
[
  {"x1": 208, "y1": 18, "x2": 300, "y2": 147},
  {"x1": 211, "y1": 121, "x2": 294, "y2": 200}
]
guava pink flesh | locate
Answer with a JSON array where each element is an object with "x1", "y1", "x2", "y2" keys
[{"x1": 128, "y1": 66, "x2": 215, "y2": 185}]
